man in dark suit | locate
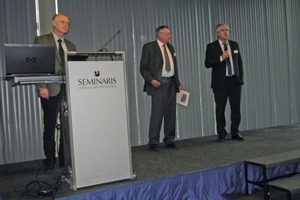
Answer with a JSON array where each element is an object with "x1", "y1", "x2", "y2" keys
[
  {"x1": 140, "y1": 25, "x2": 183, "y2": 151},
  {"x1": 34, "y1": 13, "x2": 76, "y2": 170},
  {"x1": 205, "y1": 23, "x2": 244, "y2": 142}
]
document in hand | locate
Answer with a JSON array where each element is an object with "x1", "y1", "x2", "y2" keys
[{"x1": 176, "y1": 90, "x2": 190, "y2": 107}]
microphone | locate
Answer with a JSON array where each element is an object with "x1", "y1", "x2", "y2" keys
[
  {"x1": 223, "y1": 43, "x2": 228, "y2": 51},
  {"x1": 98, "y1": 30, "x2": 122, "y2": 52},
  {"x1": 223, "y1": 43, "x2": 229, "y2": 61}
]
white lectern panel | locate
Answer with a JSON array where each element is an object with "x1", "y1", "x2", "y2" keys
[{"x1": 66, "y1": 56, "x2": 133, "y2": 189}]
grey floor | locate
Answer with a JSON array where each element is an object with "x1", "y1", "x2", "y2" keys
[{"x1": 1, "y1": 123, "x2": 300, "y2": 200}]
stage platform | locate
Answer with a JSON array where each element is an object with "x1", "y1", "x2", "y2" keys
[{"x1": 1, "y1": 124, "x2": 300, "y2": 200}]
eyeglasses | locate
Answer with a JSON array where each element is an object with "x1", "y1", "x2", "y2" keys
[{"x1": 160, "y1": 32, "x2": 172, "y2": 36}]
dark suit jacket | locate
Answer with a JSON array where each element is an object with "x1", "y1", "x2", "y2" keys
[
  {"x1": 140, "y1": 41, "x2": 181, "y2": 95},
  {"x1": 205, "y1": 40, "x2": 244, "y2": 89},
  {"x1": 34, "y1": 33, "x2": 76, "y2": 96}
]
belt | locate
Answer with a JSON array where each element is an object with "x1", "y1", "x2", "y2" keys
[
  {"x1": 226, "y1": 75, "x2": 235, "y2": 79},
  {"x1": 161, "y1": 76, "x2": 174, "y2": 80}
]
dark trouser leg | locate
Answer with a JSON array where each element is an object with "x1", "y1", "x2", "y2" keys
[
  {"x1": 58, "y1": 86, "x2": 66, "y2": 166},
  {"x1": 58, "y1": 111, "x2": 65, "y2": 165},
  {"x1": 229, "y1": 84, "x2": 242, "y2": 134},
  {"x1": 148, "y1": 94, "x2": 165, "y2": 145},
  {"x1": 148, "y1": 79, "x2": 176, "y2": 145},
  {"x1": 41, "y1": 95, "x2": 60, "y2": 166},
  {"x1": 213, "y1": 88, "x2": 228, "y2": 136},
  {"x1": 163, "y1": 80, "x2": 176, "y2": 144}
]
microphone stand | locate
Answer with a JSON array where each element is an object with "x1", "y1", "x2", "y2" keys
[{"x1": 98, "y1": 30, "x2": 122, "y2": 52}]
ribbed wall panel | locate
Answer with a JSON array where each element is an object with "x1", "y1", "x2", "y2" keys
[
  {"x1": 288, "y1": 0, "x2": 300, "y2": 123},
  {"x1": 2, "y1": 0, "x2": 299, "y2": 164},
  {"x1": 58, "y1": 0, "x2": 300, "y2": 146},
  {"x1": 0, "y1": 0, "x2": 44, "y2": 164}
]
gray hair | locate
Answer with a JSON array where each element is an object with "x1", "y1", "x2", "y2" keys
[
  {"x1": 155, "y1": 25, "x2": 170, "y2": 37},
  {"x1": 52, "y1": 13, "x2": 69, "y2": 22},
  {"x1": 215, "y1": 23, "x2": 229, "y2": 32}
]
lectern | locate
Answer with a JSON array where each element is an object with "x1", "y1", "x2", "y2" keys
[
  {"x1": 5, "y1": 49, "x2": 134, "y2": 190},
  {"x1": 65, "y1": 51, "x2": 134, "y2": 190}
]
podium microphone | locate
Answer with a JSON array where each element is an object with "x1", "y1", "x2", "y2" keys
[{"x1": 98, "y1": 30, "x2": 122, "y2": 52}]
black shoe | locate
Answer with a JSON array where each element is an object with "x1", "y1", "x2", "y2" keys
[
  {"x1": 149, "y1": 144, "x2": 160, "y2": 151},
  {"x1": 43, "y1": 157, "x2": 56, "y2": 164},
  {"x1": 217, "y1": 137, "x2": 225, "y2": 142},
  {"x1": 43, "y1": 158, "x2": 55, "y2": 170},
  {"x1": 59, "y1": 161, "x2": 65, "y2": 167},
  {"x1": 43, "y1": 163, "x2": 54, "y2": 172},
  {"x1": 58, "y1": 157, "x2": 65, "y2": 167},
  {"x1": 231, "y1": 133, "x2": 244, "y2": 141},
  {"x1": 166, "y1": 142, "x2": 177, "y2": 149},
  {"x1": 217, "y1": 134, "x2": 226, "y2": 142}
]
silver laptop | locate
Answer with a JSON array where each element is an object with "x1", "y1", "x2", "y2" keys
[{"x1": 4, "y1": 44, "x2": 55, "y2": 77}]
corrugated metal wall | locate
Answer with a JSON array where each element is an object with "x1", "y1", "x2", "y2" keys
[
  {"x1": 58, "y1": 0, "x2": 300, "y2": 146},
  {"x1": 0, "y1": 0, "x2": 44, "y2": 164},
  {"x1": 1, "y1": 0, "x2": 300, "y2": 164}
]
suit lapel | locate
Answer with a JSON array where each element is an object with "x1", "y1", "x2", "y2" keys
[
  {"x1": 229, "y1": 41, "x2": 240, "y2": 78},
  {"x1": 215, "y1": 41, "x2": 223, "y2": 57},
  {"x1": 153, "y1": 41, "x2": 163, "y2": 60},
  {"x1": 47, "y1": 34, "x2": 61, "y2": 63}
]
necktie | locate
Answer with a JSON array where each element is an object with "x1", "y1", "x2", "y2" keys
[
  {"x1": 58, "y1": 39, "x2": 65, "y2": 67},
  {"x1": 163, "y1": 44, "x2": 171, "y2": 72},
  {"x1": 223, "y1": 43, "x2": 232, "y2": 76}
]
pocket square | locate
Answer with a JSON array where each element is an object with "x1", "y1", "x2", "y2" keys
[{"x1": 234, "y1": 50, "x2": 239, "y2": 54}]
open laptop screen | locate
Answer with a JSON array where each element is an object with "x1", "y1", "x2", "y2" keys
[{"x1": 4, "y1": 44, "x2": 55, "y2": 77}]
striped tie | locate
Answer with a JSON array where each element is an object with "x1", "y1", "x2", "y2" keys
[
  {"x1": 223, "y1": 43, "x2": 232, "y2": 76},
  {"x1": 163, "y1": 44, "x2": 171, "y2": 72}
]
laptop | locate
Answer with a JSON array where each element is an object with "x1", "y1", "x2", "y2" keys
[{"x1": 4, "y1": 44, "x2": 55, "y2": 77}]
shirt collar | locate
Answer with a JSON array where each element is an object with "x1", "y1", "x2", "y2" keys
[
  {"x1": 218, "y1": 39, "x2": 228, "y2": 46},
  {"x1": 52, "y1": 32, "x2": 64, "y2": 42},
  {"x1": 157, "y1": 39, "x2": 165, "y2": 47}
]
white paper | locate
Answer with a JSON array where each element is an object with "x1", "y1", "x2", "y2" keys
[{"x1": 176, "y1": 90, "x2": 190, "y2": 106}]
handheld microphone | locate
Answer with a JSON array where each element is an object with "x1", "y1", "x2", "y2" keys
[
  {"x1": 223, "y1": 43, "x2": 229, "y2": 61},
  {"x1": 224, "y1": 43, "x2": 228, "y2": 51},
  {"x1": 98, "y1": 30, "x2": 122, "y2": 52}
]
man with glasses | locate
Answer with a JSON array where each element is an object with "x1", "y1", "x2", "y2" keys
[
  {"x1": 140, "y1": 25, "x2": 183, "y2": 151},
  {"x1": 34, "y1": 13, "x2": 76, "y2": 170}
]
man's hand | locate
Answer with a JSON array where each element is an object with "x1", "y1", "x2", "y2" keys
[
  {"x1": 222, "y1": 51, "x2": 229, "y2": 60},
  {"x1": 39, "y1": 88, "x2": 49, "y2": 99},
  {"x1": 151, "y1": 79, "x2": 161, "y2": 88}
]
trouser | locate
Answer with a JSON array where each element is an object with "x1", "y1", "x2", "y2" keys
[
  {"x1": 41, "y1": 92, "x2": 63, "y2": 166},
  {"x1": 148, "y1": 78, "x2": 176, "y2": 145},
  {"x1": 213, "y1": 76, "x2": 242, "y2": 135}
]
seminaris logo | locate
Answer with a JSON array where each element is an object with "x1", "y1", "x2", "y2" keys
[
  {"x1": 94, "y1": 69, "x2": 100, "y2": 77},
  {"x1": 77, "y1": 68, "x2": 117, "y2": 89}
]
